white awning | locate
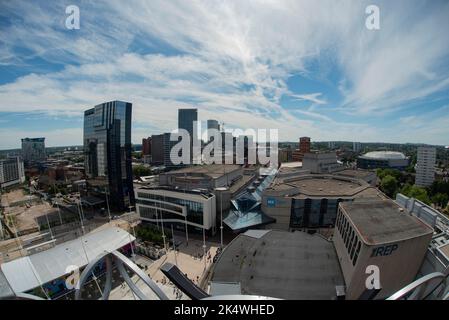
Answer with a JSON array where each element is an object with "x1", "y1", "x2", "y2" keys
[{"x1": 1, "y1": 227, "x2": 135, "y2": 293}]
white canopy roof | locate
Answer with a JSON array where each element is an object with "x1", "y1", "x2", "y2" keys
[{"x1": 1, "y1": 227, "x2": 135, "y2": 293}]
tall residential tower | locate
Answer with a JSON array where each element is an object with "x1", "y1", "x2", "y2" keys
[{"x1": 415, "y1": 146, "x2": 436, "y2": 187}]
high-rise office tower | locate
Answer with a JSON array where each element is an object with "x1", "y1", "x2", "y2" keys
[
  {"x1": 178, "y1": 108, "x2": 198, "y2": 163},
  {"x1": 84, "y1": 101, "x2": 134, "y2": 210},
  {"x1": 415, "y1": 146, "x2": 436, "y2": 187},
  {"x1": 206, "y1": 119, "x2": 221, "y2": 159},
  {"x1": 299, "y1": 137, "x2": 311, "y2": 154},
  {"x1": 21, "y1": 137, "x2": 46, "y2": 163}
]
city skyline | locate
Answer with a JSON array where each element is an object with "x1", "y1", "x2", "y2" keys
[{"x1": 1, "y1": 0, "x2": 449, "y2": 150}]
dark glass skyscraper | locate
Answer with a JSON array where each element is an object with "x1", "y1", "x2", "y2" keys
[
  {"x1": 178, "y1": 108, "x2": 198, "y2": 139},
  {"x1": 178, "y1": 108, "x2": 197, "y2": 163},
  {"x1": 84, "y1": 101, "x2": 134, "y2": 210},
  {"x1": 21, "y1": 137, "x2": 46, "y2": 164}
]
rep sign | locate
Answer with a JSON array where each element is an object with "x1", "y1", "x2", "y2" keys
[{"x1": 370, "y1": 244, "x2": 398, "y2": 257}]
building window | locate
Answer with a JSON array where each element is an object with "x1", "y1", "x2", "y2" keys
[
  {"x1": 344, "y1": 220, "x2": 350, "y2": 244},
  {"x1": 350, "y1": 234, "x2": 358, "y2": 260},
  {"x1": 352, "y1": 240, "x2": 361, "y2": 266}
]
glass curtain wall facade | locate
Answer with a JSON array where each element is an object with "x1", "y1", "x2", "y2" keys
[
  {"x1": 84, "y1": 101, "x2": 134, "y2": 210},
  {"x1": 21, "y1": 138, "x2": 46, "y2": 163},
  {"x1": 290, "y1": 198, "x2": 343, "y2": 228},
  {"x1": 135, "y1": 188, "x2": 216, "y2": 233},
  {"x1": 178, "y1": 109, "x2": 197, "y2": 163}
]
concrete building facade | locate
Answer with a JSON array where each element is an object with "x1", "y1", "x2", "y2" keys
[
  {"x1": 302, "y1": 152, "x2": 343, "y2": 174},
  {"x1": 415, "y1": 146, "x2": 436, "y2": 187},
  {"x1": 135, "y1": 186, "x2": 216, "y2": 234},
  {"x1": 0, "y1": 156, "x2": 25, "y2": 189},
  {"x1": 333, "y1": 200, "x2": 433, "y2": 299},
  {"x1": 261, "y1": 170, "x2": 384, "y2": 230}
]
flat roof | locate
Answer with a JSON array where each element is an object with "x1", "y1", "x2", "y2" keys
[
  {"x1": 341, "y1": 200, "x2": 434, "y2": 245},
  {"x1": 0, "y1": 227, "x2": 135, "y2": 293},
  {"x1": 210, "y1": 230, "x2": 344, "y2": 299},
  {"x1": 335, "y1": 169, "x2": 376, "y2": 179},
  {"x1": 136, "y1": 186, "x2": 215, "y2": 199},
  {"x1": 268, "y1": 174, "x2": 379, "y2": 198},
  {"x1": 163, "y1": 164, "x2": 241, "y2": 179}
]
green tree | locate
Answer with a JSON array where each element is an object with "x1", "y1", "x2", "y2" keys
[
  {"x1": 380, "y1": 175, "x2": 398, "y2": 198},
  {"x1": 376, "y1": 168, "x2": 402, "y2": 181},
  {"x1": 132, "y1": 165, "x2": 152, "y2": 178},
  {"x1": 429, "y1": 181, "x2": 449, "y2": 198},
  {"x1": 431, "y1": 193, "x2": 449, "y2": 208},
  {"x1": 400, "y1": 184, "x2": 431, "y2": 205},
  {"x1": 132, "y1": 151, "x2": 142, "y2": 159}
]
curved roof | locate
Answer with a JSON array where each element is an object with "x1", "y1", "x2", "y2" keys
[
  {"x1": 361, "y1": 151, "x2": 407, "y2": 160},
  {"x1": 1, "y1": 227, "x2": 135, "y2": 294},
  {"x1": 210, "y1": 230, "x2": 344, "y2": 299}
]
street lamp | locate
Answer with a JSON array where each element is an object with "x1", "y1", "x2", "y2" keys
[
  {"x1": 202, "y1": 228, "x2": 207, "y2": 271},
  {"x1": 105, "y1": 187, "x2": 111, "y2": 222},
  {"x1": 172, "y1": 224, "x2": 178, "y2": 267}
]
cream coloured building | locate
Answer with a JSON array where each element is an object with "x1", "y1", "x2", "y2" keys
[{"x1": 333, "y1": 199, "x2": 433, "y2": 299}]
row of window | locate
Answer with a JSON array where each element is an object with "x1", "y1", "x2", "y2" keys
[
  {"x1": 137, "y1": 193, "x2": 204, "y2": 213},
  {"x1": 136, "y1": 198, "x2": 183, "y2": 214},
  {"x1": 138, "y1": 205, "x2": 204, "y2": 224},
  {"x1": 290, "y1": 198, "x2": 341, "y2": 228},
  {"x1": 136, "y1": 196, "x2": 204, "y2": 225},
  {"x1": 336, "y1": 209, "x2": 361, "y2": 266}
]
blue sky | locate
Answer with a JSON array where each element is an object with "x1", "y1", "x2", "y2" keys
[{"x1": 1, "y1": 0, "x2": 449, "y2": 149}]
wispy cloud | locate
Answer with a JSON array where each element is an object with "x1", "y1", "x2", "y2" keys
[{"x1": 0, "y1": 0, "x2": 448, "y2": 149}]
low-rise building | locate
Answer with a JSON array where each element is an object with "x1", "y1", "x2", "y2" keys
[
  {"x1": 302, "y1": 152, "x2": 343, "y2": 174},
  {"x1": 135, "y1": 186, "x2": 216, "y2": 235},
  {"x1": 159, "y1": 164, "x2": 243, "y2": 191},
  {"x1": 357, "y1": 151, "x2": 409, "y2": 170},
  {"x1": 262, "y1": 170, "x2": 384, "y2": 230}
]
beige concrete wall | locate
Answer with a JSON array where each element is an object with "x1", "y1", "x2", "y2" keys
[
  {"x1": 261, "y1": 194, "x2": 291, "y2": 230},
  {"x1": 333, "y1": 212, "x2": 433, "y2": 300}
]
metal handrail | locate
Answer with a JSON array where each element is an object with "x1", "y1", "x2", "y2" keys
[
  {"x1": 74, "y1": 249, "x2": 168, "y2": 300},
  {"x1": 387, "y1": 272, "x2": 447, "y2": 300}
]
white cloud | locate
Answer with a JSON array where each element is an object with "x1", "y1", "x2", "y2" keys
[{"x1": 0, "y1": 0, "x2": 449, "y2": 148}]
